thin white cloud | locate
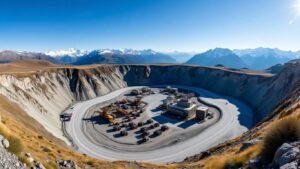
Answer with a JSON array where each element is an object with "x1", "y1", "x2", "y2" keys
[
  {"x1": 289, "y1": 0, "x2": 300, "y2": 24},
  {"x1": 289, "y1": 14, "x2": 300, "y2": 25}
]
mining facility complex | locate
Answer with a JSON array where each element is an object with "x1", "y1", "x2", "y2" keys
[
  {"x1": 81, "y1": 86, "x2": 213, "y2": 146},
  {"x1": 60, "y1": 79, "x2": 251, "y2": 163}
]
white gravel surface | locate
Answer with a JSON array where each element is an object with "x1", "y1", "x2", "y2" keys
[{"x1": 65, "y1": 86, "x2": 252, "y2": 163}]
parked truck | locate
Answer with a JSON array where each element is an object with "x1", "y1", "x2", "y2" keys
[{"x1": 116, "y1": 108, "x2": 129, "y2": 116}]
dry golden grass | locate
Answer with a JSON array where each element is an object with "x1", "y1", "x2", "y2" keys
[
  {"x1": 0, "y1": 122, "x2": 25, "y2": 156},
  {"x1": 0, "y1": 121, "x2": 30, "y2": 165},
  {"x1": 262, "y1": 111, "x2": 300, "y2": 163},
  {"x1": 0, "y1": 122, "x2": 10, "y2": 137},
  {"x1": 204, "y1": 144, "x2": 261, "y2": 169}
]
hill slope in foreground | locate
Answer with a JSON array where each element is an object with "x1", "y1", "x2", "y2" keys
[{"x1": 0, "y1": 60, "x2": 299, "y2": 168}]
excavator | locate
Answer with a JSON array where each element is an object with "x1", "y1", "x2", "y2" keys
[{"x1": 96, "y1": 107, "x2": 116, "y2": 125}]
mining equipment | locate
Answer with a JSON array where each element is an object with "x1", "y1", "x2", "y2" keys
[
  {"x1": 97, "y1": 107, "x2": 116, "y2": 125},
  {"x1": 60, "y1": 113, "x2": 72, "y2": 121},
  {"x1": 116, "y1": 108, "x2": 129, "y2": 116}
]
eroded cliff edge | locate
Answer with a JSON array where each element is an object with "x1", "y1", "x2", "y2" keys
[{"x1": 0, "y1": 61, "x2": 299, "y2": 144}]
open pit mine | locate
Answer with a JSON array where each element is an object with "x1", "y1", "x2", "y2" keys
[{"x1": 0, "y1": 60, "x2": 299, "y2": 168}]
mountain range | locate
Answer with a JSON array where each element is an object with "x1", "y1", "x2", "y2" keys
[
  {"x1": 0, "y1": 50, "x2": 57, "y2": 63},
  {"x1": 186, "y1": 48, "x2": 248, "y2": 68},
  {"x1": 0, "y1": 48, "x2": 299, "y2": 69},
  {"x1": 48, "y1": 49, "x2": 177, "y2": 65},
  {"x1": 233, "y1": 48, "x2": 300, "y2": 69},
  {"x1": 186, "y1": 47, "x2": 300, "y2": 69}
]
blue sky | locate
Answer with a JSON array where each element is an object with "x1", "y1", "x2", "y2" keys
[{"x1": 0, "y1": 0, "x2": 300, "y2": 52}]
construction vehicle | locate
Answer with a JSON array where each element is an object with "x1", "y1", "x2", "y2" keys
[
  {"x1": 60, "y1": 113, "x2": 72, "y2": 121},
  {"x1": 96, "y1": 107, "x2": 116, "y2": 125},
  {"x1": 132, "y1": 98, "x2": 142, "y2": 107},
  {"x1": 116, "y1": 108, "x2": 128, "y2": 116}
]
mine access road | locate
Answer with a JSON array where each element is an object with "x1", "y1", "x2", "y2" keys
[{"x1": 65, "y1": 86, "x2": 253, "y2": 163}]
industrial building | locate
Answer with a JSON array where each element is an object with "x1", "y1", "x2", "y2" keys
[
  {"x1": 162, "y1": 95, "x2": 176, "y2": 108},
  {"x1": 167, "y1": 97, "x2": 198, "y2": 119},
  {"x1": 196, "y1": 106, "x2": 209, "y2": 121}
]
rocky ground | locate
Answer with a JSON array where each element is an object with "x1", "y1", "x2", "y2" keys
[
  {"x1": 0, "y1": 135, "x2": 25, "y2": 169},
  {"x1": 0, "y1": 134, "x2": 79, "y2": 169},
  {"x1": 248, "y1": 141, "x2": 300, "y2": 169},
  {"x1": 0, "y1": 147, "x2": 25, "y2": 169}
]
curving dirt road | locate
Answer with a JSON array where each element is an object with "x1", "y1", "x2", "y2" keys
[{"x1": 65, "y1": 86, "x2": 252, "y2": 163}]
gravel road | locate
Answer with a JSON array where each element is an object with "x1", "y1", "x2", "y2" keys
[{"x1": 65, "y1": 86, "x2": 252, "y2": 163}]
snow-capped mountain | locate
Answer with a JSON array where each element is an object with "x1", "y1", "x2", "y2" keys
[
  {"x1": 45, "y1": 48, "x2": 88, "y2": 57},
  {"x1": 233, "y1": 48, "x2": 300, "y2": 69},
  {"x1": 233, "y1": 48, "x2": 300, "y2": 59},
  {"x1": 46, "y1": 48, "x2": 158, "y2": 57},
  {"x1": 186, "y1": 48, "x2": 247, "y2": 68},
  {"x1": 186, "y1": 48, "x2": 300, "y2": 70},
  {"x1": 97, "y1": 49, "x2": 157, "y2": 55},
  {"x1": 50, "y1": 48, "x2": 176, "y2": 65},
  {"x1": 0, "y1": 50, "x2": 57, "y2": 63},
  {"x1": 1, "y1": 48, "x2": 299, "y2": 69}
]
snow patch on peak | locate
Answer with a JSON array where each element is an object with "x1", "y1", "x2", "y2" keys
[
  {"x1": 45, "y1": 48, "x2": 88, "y2": 57},
  {"x1": 45, "y1": 48, "x2": 160, "y2": 57},
  {"x1": 97, "y1": 49, "x2": 158, "y2": 55},
  {"x1": 99, "y1": 49, "x2": 114, "y2": 55}
]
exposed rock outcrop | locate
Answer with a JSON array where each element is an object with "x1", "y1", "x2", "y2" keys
[
  {"x1": 248, "y1": 142, "x2": 300, "y2": 169},
  {"x1": 274, "y1": 142, "x2": 300, "y2": 168}
]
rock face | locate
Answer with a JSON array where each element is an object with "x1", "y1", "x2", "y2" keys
[
  {"x1": 0, "y1": 135, "x2": 9, "y2": 149},
  {"x1": 2, "y1": 139, "x2": 9, "y2": 149},
  {"x1": 273, "y1": 143, "x2": 300, "y2": 168},
  {"x1": 248, "y1": 142, "x2": 300, "y2": 169},
  {"x1": 121, "y1": 63, "x2": 300, "y2": 122},
  {"x1": 0, "y1": 67, "x2": 127, "y2": 143},
  {"x1": 0, "y1": 63, "x2": 299, "y2": 144}
]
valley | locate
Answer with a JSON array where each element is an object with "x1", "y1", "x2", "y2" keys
[{"x1": 0, "y1": 60, "x2": 298, "y2": 168}]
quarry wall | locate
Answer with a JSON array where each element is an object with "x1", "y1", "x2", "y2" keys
[{"x1": 0, "y1": 64, "x2": 299, "y2": 142}]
